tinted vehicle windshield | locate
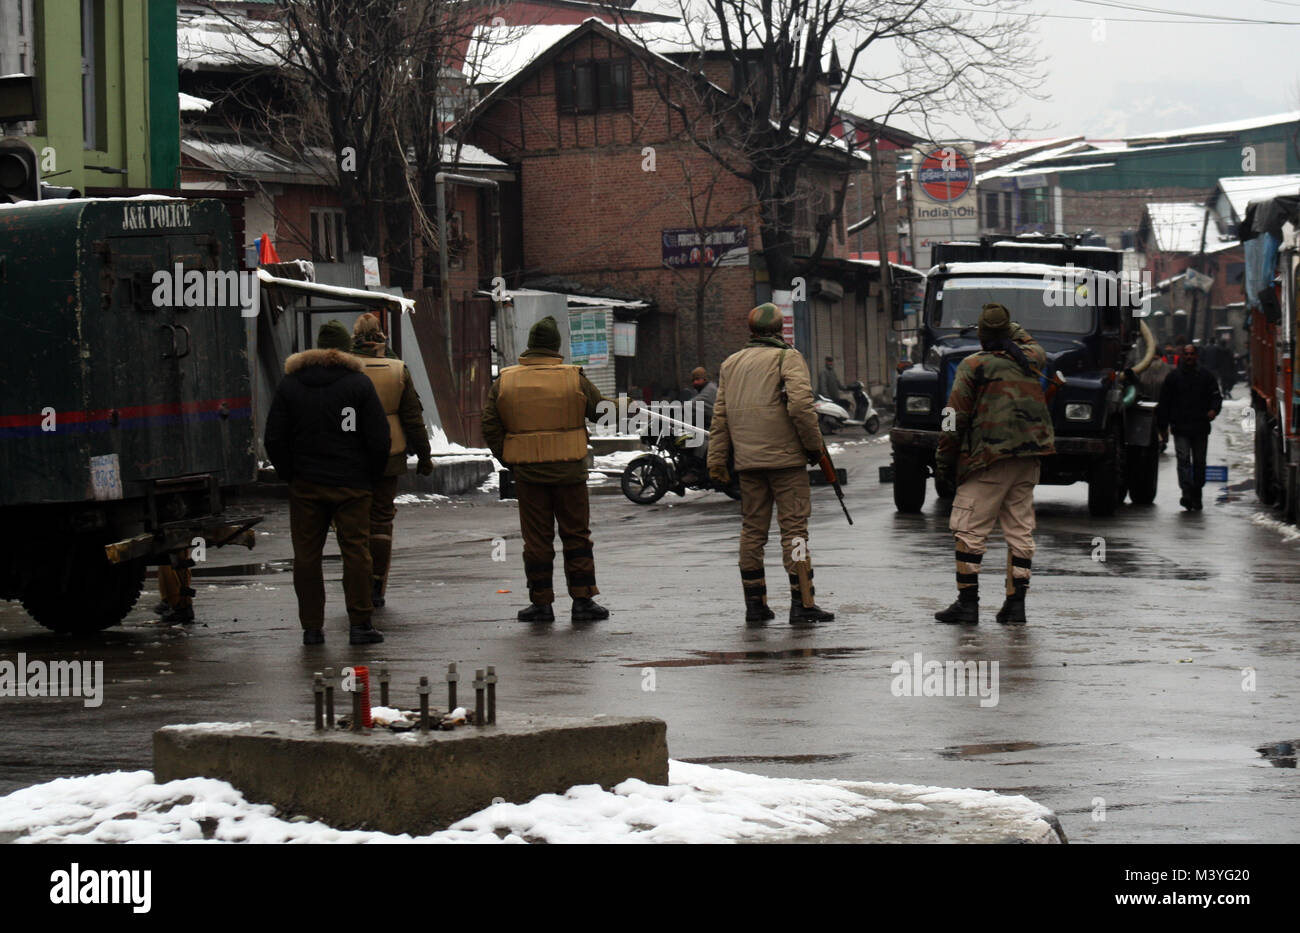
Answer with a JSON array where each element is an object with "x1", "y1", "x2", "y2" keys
[{"x1": 932, "y1": 276, "x2": 1094, "y2": 335}]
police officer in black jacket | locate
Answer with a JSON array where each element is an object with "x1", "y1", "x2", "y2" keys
[
  {"x1": 1157, "y1": 344, "x2": 1223, "y2": 511},
  {"x1": 265, "y1": 320, "x2": 390, "y2": 644}
]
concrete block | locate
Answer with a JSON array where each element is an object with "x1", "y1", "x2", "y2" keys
[
  {"x1": 154, "y1": 715, "x2": 668, "y2": 834},
  {"x1": 398, "y1": 456, "x2": 494, "y2": 496}
]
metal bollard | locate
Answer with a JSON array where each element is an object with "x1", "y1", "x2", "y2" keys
[
  {"x1": 378, "y1": 662, "x2": 390, "y2": 708},
  {"x1": 446, "y1": 662, "x2": 459, "y2": 711},
  {"x1": 351, "y1": 683, "x2": 363, "y2": 732},
  {"x1": 485, "y1": 666, "x2": 498, "y2": 725},
  {"x1": 323, "y1": 666, "x2": 336, "y2": 729},
  {"x1": 473, "y1": 669, "x2": 486, "y2": 727},
  {"x1": 313, "y1": 672, "x2": 325, "y2": 730},
  {"x1": 418, "y1": 676, "x2": 431, "y2": 732}
]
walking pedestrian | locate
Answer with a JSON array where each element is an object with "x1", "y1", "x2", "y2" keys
[
  {"x1": 264, "y1": 320, "x2": 390, "y2": 645},
  {"x1": 708, "y1": 303, "x2": 833, "y2": 625},
  {"x1": 1157, "y1": 343, "x2": 1222, "y2": 511},
  {"x1": 351, "y1": 312, "x2": 434, "y2": 607},
  {"x1": 934, "y1": 303, "x2": 1055, "y2": 625},
  {"x1": 481, "y1": 316, "x2": 609, "y2": 624}
]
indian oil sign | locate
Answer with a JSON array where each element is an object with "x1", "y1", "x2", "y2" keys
[{"x1": 910, "y1": 141, "x2": 978, "y2": 270}]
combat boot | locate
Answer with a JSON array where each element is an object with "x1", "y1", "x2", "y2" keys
[
  {"x1": 349, "y1": 623, "x2": 384, "y2": 644},
  {"x1": 517, "y1": 602, "x2": 555, "y2": 623},
  {"x1": 996, "y1": 581, "x2": 1029, "y2": 625},
  {"x1": 571, "y1": 597, "x2": 609, "y2": 622},
  {"x1": 935, "y1": 588, "x2": 979, "y2": 624},
  {"x1": 745, "y1": 595, "x2": 775, "y2": 624},
  {"x1": 787, "y1": 567, "x2": 833, "y2": 623}
]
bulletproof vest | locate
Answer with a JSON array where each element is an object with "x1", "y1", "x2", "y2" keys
[
  {"x1": 359, "y1": 357, "x2": 407, "y2": 456},
  {"x1": 497, "y1": 362, "x2": 588, "y2": 463}
]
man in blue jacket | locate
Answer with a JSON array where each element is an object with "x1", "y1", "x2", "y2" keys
[{"x1": 265, "y1": 320, "x2": 390, "y2": 645}]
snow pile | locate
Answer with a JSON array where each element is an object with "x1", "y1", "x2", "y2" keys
[
  {"x1": 425, "y1": 426, "x2": 490, "y2": 456},
  {"x1": 394, "y1": 493, "x2": 449, "y2": 505},
  {"x1": 1251, "y1": 512, "x2": 1300, "y2": 543},
  {"x1": 0, "y1": 761, "x2": 1056, "y2": 844}
]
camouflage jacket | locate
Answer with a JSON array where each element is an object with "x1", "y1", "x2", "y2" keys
[{"x1": 936, "y1": 323, "x2": 1056, "y2": 486}]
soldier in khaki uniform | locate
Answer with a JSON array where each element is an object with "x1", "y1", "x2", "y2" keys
[
  {"x1": 481, "y1": 316, "x2": 609, "y2": 624},
  {"x1": 708, "y1": 303, "x2": 833, "y2": 625},
  {"x1": 351, "y1": 313, "x2": 433, "y2": 607},
  {"x1": 934, "y1": 304, "x2": 1056, "y2": 625}
]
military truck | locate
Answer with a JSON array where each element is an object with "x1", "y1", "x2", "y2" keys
[
  {"x1": 0, "y1": 194, "x2": 260, "y2": 632},
  {"x1": 889, "y1": 235, "x2": 1159, "y2": 517}
]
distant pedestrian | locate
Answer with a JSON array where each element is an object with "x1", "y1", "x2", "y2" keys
[
  {"x1": 708, "y1": 303, "x2": 833, "y2": 625},
  {"x1": 1157, "y1": 343, "x2": 1222, "y2": 511},
  {"x1": 481, "y1": 316, "x2": 609, "y2": 624},
  {"x1": 818, "y1": 356, "x2": 847, "y2": 407},
  {"x1": 680, "y1": 365, "x2": 717, "y2": 484},
  {"x1": 264, "y1": 320, "x2": 390, "y2": 645},
  {"x1": 351, "y1": 312, "x2": 433, "y2": 608},
  {"x1": 934, "y1": 303, "x2": 1055, "y2": 625}
]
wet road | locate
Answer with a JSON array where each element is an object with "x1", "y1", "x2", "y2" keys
[{"x1": 2, "y1": 402, "x2": 1297, "y2": 843}]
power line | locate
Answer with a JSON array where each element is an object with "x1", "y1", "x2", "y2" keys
[
  {"x1": 947, "y1": 3, "x2": 1300, "y2": 23},
  {"x1": 1066, "y1": 0, "x2": 1300, "y2": 26}
]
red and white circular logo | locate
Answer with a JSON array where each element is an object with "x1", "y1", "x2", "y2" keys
[{"x1": 916, "y1": 147, "x2": 973, "y2": 203}]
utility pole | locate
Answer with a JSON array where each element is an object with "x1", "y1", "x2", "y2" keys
[{"x1": 1188, "y1": 205, "x2": 1210, "y2": 344}]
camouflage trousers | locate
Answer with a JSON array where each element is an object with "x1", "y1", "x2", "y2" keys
[
  {"x1": 738, "y1": 466, "x2": 815, "y2": 606},
  {"x1": 948, "y1": 457, "x2": 1040, "y2": 597}
]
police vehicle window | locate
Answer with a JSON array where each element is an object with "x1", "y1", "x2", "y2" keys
[{"x1": 935, "y1": 277, "x2": 1094, "y2": 335}]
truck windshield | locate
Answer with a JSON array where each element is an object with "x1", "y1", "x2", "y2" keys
[{"x1": 933, "y1": 276, "x2": 1095, "y2": 335}]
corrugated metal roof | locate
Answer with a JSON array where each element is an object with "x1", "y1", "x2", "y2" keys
[
  {"x1": 1217, "y1": 174, "x2": 1300, "y2": 222},
  {"x1": 1126, "y1": 110, "x2": 1300, "y2": 145}
]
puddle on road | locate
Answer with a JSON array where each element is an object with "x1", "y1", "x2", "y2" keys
[
  {"x1": 1256, "y1": 740, "x2": 1297, "y2": 768},
  {"x1": 938, "y1": 740, "x2": 1048, "y2": 759},
  {"x1": 625, "y1": 646, "x2": 868, "y2": 668},
  {"x1": 680, "y1": 753, "x2": 855, "y2": 765},
  {"x1": 189, "y1": 559, "x2": 300, "y2": 577}
]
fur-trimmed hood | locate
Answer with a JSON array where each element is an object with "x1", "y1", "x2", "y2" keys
[{"x1": 284, "y1": 348, "x2": 364, "y2": 374}]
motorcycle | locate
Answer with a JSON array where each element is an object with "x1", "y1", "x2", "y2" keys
[
  {"x1": 816, "y1": 381, "x2": 881, "y2": 435},
  {"x1": 620, "y1": 431, "x2": 741, "y2": 504}
]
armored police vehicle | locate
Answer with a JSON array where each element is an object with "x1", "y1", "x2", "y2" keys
[
  {"x1": 889, "y1": 235, "x2": 1159, "y2": 517},
  {"x1": 0, "y1": 187, "x2": 259, "y2": 632}
]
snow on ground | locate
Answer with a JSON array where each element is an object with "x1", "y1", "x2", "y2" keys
[
  {"x1": 394, "y1": 493, "x2": 449, "y2": 505},
  {"x1": 592, "y1": 449, "x2": 644, "y2": 471},
  {"x1": 1251, "y1": 512, "x2": 1300, "y2": 543},
  {"x1": 0, "y1": 761, "x2": 1055, "y2": 844}
]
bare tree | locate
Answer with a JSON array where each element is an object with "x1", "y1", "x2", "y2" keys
[{"x1": 609, "y1": 0, "x2": 1043, "y2": 292}]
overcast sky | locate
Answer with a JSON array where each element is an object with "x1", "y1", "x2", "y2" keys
[{"x1": 893, "y1": 0, "x2": 1300, "y2": 142}]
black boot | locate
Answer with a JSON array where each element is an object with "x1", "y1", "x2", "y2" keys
[
  {"x1": 744, "y1": 595, "x2": 775, "y2": 624},
  {"x1": 935, "y1": 588, "x2": 979, "y2": 624},
  {"x1": 995, "y1": 580, "x2": 1028, "y2": 625},
  {"x1": 517, "y1": 602, "x2": 555, "y2": 623},
  {"x1": 571, "y1": 597, "x2": 609, "y2": 622},
  {"x1": 349, "y1": 623, "x2": 384, "y2": 644}
]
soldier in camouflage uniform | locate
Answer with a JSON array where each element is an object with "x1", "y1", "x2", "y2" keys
[{"x1": 934, "y1": 303, "x2": 1055, "y2": 625}]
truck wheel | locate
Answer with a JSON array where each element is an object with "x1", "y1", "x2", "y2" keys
[
  {"x1": 892, "y1": 452, "x2": 927, "y2": 513},
  {"x1": 1126, "y1": 444, "x2": 1159, "y2": 505},
  {"x1": 1088, "y1": 441, "x2": 1122, "y2": 517},
  {"x1": 1256, "y1": 414, "x2": 1276, "y2": 505},
  {"x1": 21, "y1": 545, "x2": 146, "y2": 634}
]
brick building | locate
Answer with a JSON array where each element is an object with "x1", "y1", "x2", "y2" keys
[{"x1": 462, "y1": 18, "x2": 916, "y2": 399}]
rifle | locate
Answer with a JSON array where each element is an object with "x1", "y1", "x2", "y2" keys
[{"x1": 817, "y1": 446, "x2": 853, "y2": 525}]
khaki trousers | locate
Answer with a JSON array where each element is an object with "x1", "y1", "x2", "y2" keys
[
  {"x1": 157, "y1": 558, "x2": 192, "y2": 610},
  {"x1": 369, "y1": 474, "x2": 400, "y2": 595},
  {"x1": 738, "y1": 466, "x2": 814, "y2": 603},
  {"x1": 289, "y1": 479, "x2": 374, "y2": 629},
  {"x1": 516, "y1": 479, "x2": 598, "y2": 604},
  {"x1": 949, "y1": 457, "x2": 1040, "y2": 596}
]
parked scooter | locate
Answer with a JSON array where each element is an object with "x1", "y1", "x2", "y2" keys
[{"x1": 815, "y1": 382, "x2": 880, "y2": 435}]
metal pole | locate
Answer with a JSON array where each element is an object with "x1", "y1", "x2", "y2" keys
[
  {"x1": 486, "y1": 665, "x2": 497, "y2": 725},
  {"x1": 418, "y1": 676, "x2": 430, "y2": 733},
  {"x1": 378, "y1": 663, "x2": 390, "y2": 708},
  {"x1": 446, "y1": 662, "x2": 459, "y2": 711},
  {"x1": 313, "y1": 673, "x2": 324, "y2": 731},
  {"x1": 473, "y1": 669, "x2": 486, "y2": 727},
  {"x1": 323, "y1": 666, "x2": 335, "y2": 729}
]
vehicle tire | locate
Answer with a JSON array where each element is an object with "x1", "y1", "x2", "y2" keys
[
  {"x1": 21, "y1": 544, "x2": 146, "y2": 634},
  {"x1": 1126, "y1": 443, "x2": 1159, "y2": 505},
  {"x1": 1256, "y1": 411, "x2": 1276, "y2": 506},
  {"x1": 819, "y1": 415, "x2": 839, "y2": 436},
  {"x1": 621, "y1": 455, "x2": 670, "y2": 505},
  {"x1": 1087, "y1": 438, "x2": 1122, "y2": 517},
  {"x1": 892, "y1": 451, "x2": 927, "y2": 513},
  {"x1": 865, "y1": 415, "x2": 880, "y2": 435}
]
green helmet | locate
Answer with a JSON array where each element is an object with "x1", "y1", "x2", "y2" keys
[{"x1": 748, "y1": 302, "x2": 783, "y2": 334}]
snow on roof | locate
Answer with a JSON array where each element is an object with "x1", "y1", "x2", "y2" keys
[
  {"x1": 179, "y1": 92, "x2": 212, "y2": 113},
  {"x1": 975, "y1": 137, "x2": 1081, "y2": 164},
  {"x1": 1217, "y1": 174, "x2": 1300, "y2": 221},
  {"x1": 182, "y1": 138, "x2": 334, "y2": 180},
  {"x1": 178, "y1": 14, "x2": 286, "y2": 71},
  {"x1": 478, "y1": 287, "x2": 649, "y2": 308},
  {"x1": 1126, "y1": 110, "x2": 1300, "y2": 144},
  {"x1": 981, "y1": 161, "x2": 1115, "y2": 182},
  {"x1": 934, "y1": 261, "x2": 1122, "y2": 278},
  {"x1": 463, "y1": 23, "x2": 582, "y2": 84},
  {"x1": 441, "y1": 141, "x2": 507, "y2": 169},
  {"x1": 1144, "y1": 202, "x2": 1213, "y2": 253}
]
